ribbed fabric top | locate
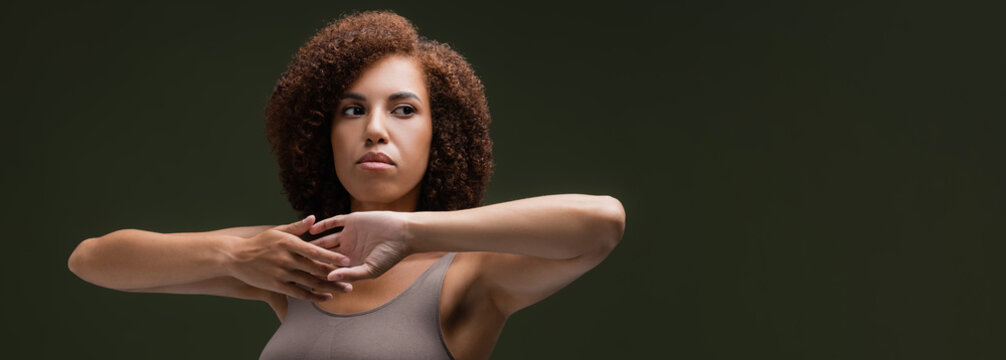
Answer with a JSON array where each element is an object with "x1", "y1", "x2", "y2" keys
[{"x1": 259, "y1": 252, "x2": 457, "y2": 360}]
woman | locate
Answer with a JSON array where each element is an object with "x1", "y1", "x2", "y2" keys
[{"x1": 67, "y1": 10, "x2": 625, "y2": 360}]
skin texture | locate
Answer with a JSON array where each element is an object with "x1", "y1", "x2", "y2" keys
[
  {"x1": 261, "y1": 12, "x2": 627, "y2": 359},
  {"x1": 264, "y1": 10, "x2": 494, "y2": 222},
  {"x1": 330, "y1": 55, "x2": 432, "y2": 213},
  {"x1": 272, "y1": 51, "x2": 625, "y2": 360},
  {"x1": 67, "y1": 11, "x2": 626, "y2": 360}
]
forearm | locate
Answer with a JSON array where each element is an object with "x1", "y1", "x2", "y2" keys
[
  {"x1": 406, "y1": 194, "x2": 626, "y2": 259},
  {"x1": 68, "y1": 229, "x2": 236, "y2": 291},
  {"x1": 122, "y1": 275, "x2": 268, "y2": 302}
]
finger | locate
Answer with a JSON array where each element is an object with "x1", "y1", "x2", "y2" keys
[
  {"x1": 274, "y1": 215, "x2": 315, "y2": 235},
  {"x1": 311, "y1": 262, "x2": 353, "y2": 291},
  {"x1": 285, "y1": 239, "x2": 352, "y2": 266},
  {"x1": 287, "y1": 270, "x2": 348, "y2": 295},
  {"x1": 331, "y1": 281, "x2": 353, "y2": 293},
  {"x1": 309, "y1": 214, "x2": 346, "y2": 235},
  {"x1": 310, "y1": 258, "x2": 340, "y2": 274},
  {"x1": 328, "y1": 264, "x2": 378, "y2": 282},
  {"x1": 288, "y1": 253, "x2": 336, "y2": 278},
  {"x1": 308, "y1": 231, "x2": 341, "y2": 249},
  {"x1": 278, "y1": 281, "x2": 332, "y2": 302}
]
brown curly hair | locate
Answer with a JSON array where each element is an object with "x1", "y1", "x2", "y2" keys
[{"x1": 264, "y1": 10, "x2": 494, "y2": 224}]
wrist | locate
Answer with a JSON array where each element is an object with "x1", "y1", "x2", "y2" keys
[
  {"x1": 212, "y1": 234, "x2": 241, "y2": 278},
  {"x1": 403, "y1": 211, "x2": 432, "y2": 254}
]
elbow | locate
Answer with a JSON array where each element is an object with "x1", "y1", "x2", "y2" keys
[
  {"x1": 594, "y1": 195, "x2": 626, "y2": 253},
  {"x1": 67, "y1": 229, "x2": 134, "y2": 286},
  {"x1": 67, "y1": 237, "x2": 96, "y2": 280}
]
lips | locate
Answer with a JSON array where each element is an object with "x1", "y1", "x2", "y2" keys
[{"x1": 356, "y1": 151, "x2": 395, "y2": 165}]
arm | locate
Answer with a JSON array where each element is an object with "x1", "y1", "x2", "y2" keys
[
  {"x1": 406, "y1": 194, "x2": 625, "y2": 259},
  {"x1": 310, "y1": 194, "x2": 626, "y2": 316},
  {"x1": 122, "y1": 275, "x2": 290, "y2": 322},
  {"x1": 407, "y1": 194, "x2": 626, "y2": 315},
  {"x1": 111, "y1": 226, "x2": 289, "y2": 321},
  {"x1": 109, "y1": 225, "x2": 273, "y2": 298},
  {"x1": 68, "y1": 218, "x2": 352, "y2": 301},
  {"x1": 68, "y1": 228, "x2": 245, "y2": 291}
]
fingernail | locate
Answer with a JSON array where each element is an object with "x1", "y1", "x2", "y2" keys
[{"x1": 340, "y1": 258, "x2": 351, "y2": 266}]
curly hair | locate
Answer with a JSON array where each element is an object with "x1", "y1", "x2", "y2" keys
[{"x1": 264, "y1": 10, "x2": 494, "y2": 223}]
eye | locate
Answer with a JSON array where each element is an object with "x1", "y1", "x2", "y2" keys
[
  {"x1": 342, "y1": 105, "x2": 364, "y2": 116},
  {"x1": 392, "y1": 105, "x2": 416, "y2": 116}
]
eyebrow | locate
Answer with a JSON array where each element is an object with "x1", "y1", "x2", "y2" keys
[{"x1": 339, "y1": 91, "x2": 422, "y2": 103}]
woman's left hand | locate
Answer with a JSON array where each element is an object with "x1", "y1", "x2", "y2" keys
[{"x1": 307, "y1": 211, "x2": 414, "y2": 285}]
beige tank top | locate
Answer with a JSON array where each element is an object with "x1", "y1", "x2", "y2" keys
[{"x1": 258, "y1": 252, "x2": 457, "y2": 360}]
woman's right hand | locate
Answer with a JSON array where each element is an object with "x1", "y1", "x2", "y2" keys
[{"x1": 224, "y1": 215, "x2": 354, "y2": 302}]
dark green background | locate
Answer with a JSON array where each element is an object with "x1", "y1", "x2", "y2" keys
[{"x1": 3, "y1": 1, "x2": 1002, "y2": 358}]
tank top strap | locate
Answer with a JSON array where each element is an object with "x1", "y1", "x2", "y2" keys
[{"x1": 406, "y1": 252, "x2": 457, "y2": 302}]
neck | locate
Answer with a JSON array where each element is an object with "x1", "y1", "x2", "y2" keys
[{"x1": 350, "y1": 185, "x2": 421, "y2": 212}]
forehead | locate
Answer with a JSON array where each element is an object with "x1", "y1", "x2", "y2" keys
[{"x1": 344, "y1": 55, "x2": 427, "y2": 100}]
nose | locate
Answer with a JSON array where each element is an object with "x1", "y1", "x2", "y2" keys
[{"x1": 363, "y1": 108, "x2": 389, "y2": 145}]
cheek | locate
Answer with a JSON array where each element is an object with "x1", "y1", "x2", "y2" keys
[
  {"x1": 396, "y1": 126, "x2": 432, "y2": 178},
  {"x1": 415, "y1": 122, "x2": 433, "y2": 164},
  {"x1": 330, "y1": 131, "x2": 352, "y2": 167}
]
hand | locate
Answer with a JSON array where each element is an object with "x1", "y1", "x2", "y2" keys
[
  {"x1": 224, "y1": 215, "x2": 354, "y2": 301},
  {"x1": 308, "y1": 211, "x2": 414, "y2": 284}
]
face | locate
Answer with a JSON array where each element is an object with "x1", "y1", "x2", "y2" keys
[{"x1": 330, "y1": 54, "x2": 433, "y2": 212}]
